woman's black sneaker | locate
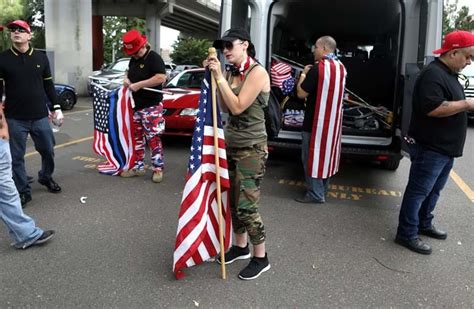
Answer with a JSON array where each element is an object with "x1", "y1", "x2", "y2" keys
[
  {"x1": 238, "y1": 254, "x2": 271, "y2": 280},
  {"x1": 216, "y1": 244, "x2": 251, "y2": 265}
]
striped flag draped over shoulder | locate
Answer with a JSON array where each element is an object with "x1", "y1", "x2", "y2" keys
[
  {"x1": 173, "y1": 68, "x2": 232, "y2": 279},
  {"x1": 92, "y1": 85, "x2": 136, "y2": 175},
  {"x1": 308, "y1": 58, "x2": 347, "y2": 179}
]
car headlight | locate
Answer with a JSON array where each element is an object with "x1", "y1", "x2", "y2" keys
[{"x1": 179, "y1": 108, "x2": 198, "y2": 116}]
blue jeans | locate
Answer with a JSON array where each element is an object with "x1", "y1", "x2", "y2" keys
[
  {"x1": 0, "y1": 139, "x2": 43, "y2": 248},
  {"x1": 397, "y1": 143, "x2": 454, "y2": 240},
  {"x1": 7, "y1": 117, "x2": 56, "y2": 195},
  {"x1": 301, "y1": 132, "x2": 329, "y2": 202}
]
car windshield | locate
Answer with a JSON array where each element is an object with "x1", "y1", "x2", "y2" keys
[
  {"x1": 109, "y1": 60, "x2": 130, "y2": 72},
  {"x1": 165, "y1": 70, "x2": 205, "y2": 89}
]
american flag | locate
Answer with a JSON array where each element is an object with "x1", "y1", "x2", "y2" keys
[
  {"x1": 271, "y1": 60, "x2": 292, "y2": 88},
  {"x1": 308, "y1": 59, "x2": 347, "y2": 179},
  {"x1": 92, "y1": 85, "x2": 136, "y2": 175},
  {"x1": 173, "y1": 68, "x2": 232, "y2": 279}
]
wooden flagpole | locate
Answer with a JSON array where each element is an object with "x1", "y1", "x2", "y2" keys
[{"x1": 208, "y1": 47, "x2": 227, "y2": 279}]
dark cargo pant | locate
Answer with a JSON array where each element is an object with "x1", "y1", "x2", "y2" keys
[{"x1": 227, "y1": 142, "x2": 268, "y2": 245}]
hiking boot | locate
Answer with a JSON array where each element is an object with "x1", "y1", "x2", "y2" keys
[
  {"x1": 20, "y1": 193, "x2": 32, "y2": 208},
  {"x1": 238, "y1": 254, "x2": 271, "y2": 280},
  {"x1": 152, "y1": 171, "x2": 163, "y2": 183},
  {"x1": 38, "y1": 178, "x2": 62, "y2": 193},
  {"x1": 216, "y1": 244, "x2": 251, "y2": 265},
  {"x1": 120, "y1": 168, "x2": 145, "y2": 178}
]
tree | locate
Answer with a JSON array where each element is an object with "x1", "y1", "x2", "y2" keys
[
  {"x1": 21, "y1": 0, "x2": 45, "y2": 49},
  {"x1": 103, "y1": 16, "x2": 145, "y2": 65},
  {"x1": 170, "y1": 37, "x2": 212, "y2": 65},
  {"x1": 0, "y1": 0, "x2": 24, "y2": 50},
  {"x1": 443, "y1": 0, "x2": 474, "y2": 34}
]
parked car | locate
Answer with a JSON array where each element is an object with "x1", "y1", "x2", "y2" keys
[
  {"x1": 55, "y1": 83, "x2": 77, "y2": 110},
  {"x1": 165, "y1": 63, "x2": 176, "y2": 80},
  {"x1": 162, "y1": 68, "x2": 205, "y2": 136},
  {"x1": 46, "y1": 84, "x2": 77, "y2": 110},
  {"x1": 459, "y1": 65, "x2": 474, "y2": 120},
  {"x1": 87, "y1": 58, "x2": 130, "y2": 95},
  {"x1": 170, "y1": 64, "x2": 200, "y2": 79}
]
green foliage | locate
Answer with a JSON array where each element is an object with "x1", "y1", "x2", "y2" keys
[
  {"x1": 170, "y1": 37, "x2": 212, "y2": 66},
  {"x1": 443, "y1": 0, "x2": 474, "y2": 34},
  {"x1": 103, "y1": 16, "x2": 145, "y2": 65},
  {"x1": 0, "y1": 0, "x2": 24, "y2": 50}
]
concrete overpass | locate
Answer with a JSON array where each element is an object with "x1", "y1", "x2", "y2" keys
[{"x1": 44, "y1": 0, "x2": 220, "y2": 95}]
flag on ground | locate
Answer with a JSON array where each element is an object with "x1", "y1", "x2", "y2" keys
[
  {"x1": 308, "y1": 58, "x2": 347, "y2": 179},
  {"x1": 173, "y1": 68, "x2": 232, "y2": 279},
  {"x1": 92, "y1": 85, "x2": 136, "y2": 175}
]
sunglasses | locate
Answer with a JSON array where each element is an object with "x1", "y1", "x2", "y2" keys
[
  {"x1": 9, "y1": 27, "x2": 28, "y2": 33},
  {"x1": 222, "y1": 40, "x2": 243, "y2": 51}
]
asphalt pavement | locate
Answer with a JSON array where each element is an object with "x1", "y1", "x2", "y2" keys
[{"x1": 0, "y1": 97, "x2": 473, "y2": 308}]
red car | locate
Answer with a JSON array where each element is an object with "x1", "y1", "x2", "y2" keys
[{"x1": 162, "y1": 68, "x2": 205, "y2": 136}]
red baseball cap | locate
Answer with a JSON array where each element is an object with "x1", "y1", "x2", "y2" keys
[
  {"x1": 433, "y1": 30, "x2": 474, "y2": 54},
  {"x1": 7, "y1": 20, "x2": 31, "y2": 33},
  {"x1": 122, "y1": 29, "x2": 147, "y2": 56}
]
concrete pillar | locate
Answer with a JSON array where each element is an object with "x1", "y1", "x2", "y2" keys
[
  {"x1": 44, "y1": 0, "x2": 93, "y2": 95},
  {"x1": 92, "y1": 15, "x2": 104, "y2": 70},
  {"x1": 146, "y1": 10, "x2": 161, "y2": 54}
]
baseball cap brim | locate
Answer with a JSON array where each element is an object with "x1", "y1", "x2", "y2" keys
[
  {"x1": 213, "y1": 36, "x2": 240, "y2": 49},
  {"x1": 7, "y1": 20, "x2": 30, "y2": 33},
  {"x1": 432, "y1": 47, "x2": 448, "y2": 54}
]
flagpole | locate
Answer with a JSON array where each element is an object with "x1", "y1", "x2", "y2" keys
[{"x1": 208, "y1": 47, "x2": 227, "y2": 279}]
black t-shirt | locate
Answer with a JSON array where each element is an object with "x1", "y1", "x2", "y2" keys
[
  {"x1": 127, "y1": 49, "x2": 166, "y2": 110},
  {"x1": 408, "y1": 58, "x2": 467, "y2": 157},
  {"x1": 0, "y1": 47, "x2": 59, "y2": 120},
  {"x1": 300, "y1": 65, "x2": 318, "y2": 132}
]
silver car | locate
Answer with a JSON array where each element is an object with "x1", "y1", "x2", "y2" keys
[{"x1": 87, "y1": 58, "x2": 130, "y2": 95}]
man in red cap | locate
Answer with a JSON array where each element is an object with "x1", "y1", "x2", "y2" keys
[
  {"x1": 120, "y1": 29, "x2": 167, "y2": 183},
  {"x1": 0, "y1": 20, "x2": 63, "y2": 207},
  {"x1": 395, "y1": 30, "x2": 474, "y2": 255}
]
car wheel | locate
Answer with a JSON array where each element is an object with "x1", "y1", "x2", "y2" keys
[
  {"x1": 59, "y1": 90, "x2": 76, "y2": 110},
  {"x1": 381, "y1": 158, "x2": 400, "y2": 171}
]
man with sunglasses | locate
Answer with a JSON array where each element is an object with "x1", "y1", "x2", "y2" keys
[
  {"x1": 0, "y1": 20, "x2": 63, "y2": 207},
  {"x1": 395, "y1": 30, "x2": 474, "y2": 255}
]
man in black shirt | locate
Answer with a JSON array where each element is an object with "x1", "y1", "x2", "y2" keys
[
  {"x1": 295, "y1": 36, "x2": 346, "y2": 204},
  {"x1": 395, "y1": 30, "x2": 474, "y2": 255},
  {"x1": 120, "y1": 29, "x2": 167, "y2": 183},
  {"x1": 0, "y1": 20, "x2": 63, "y2": 207}
]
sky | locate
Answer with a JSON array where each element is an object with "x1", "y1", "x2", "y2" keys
[
  {"x1": 456, "y1": 0, "x2": 474, "y2": 11},
  {"x1": 160, "y1": 26, "x2": 180, "y2": 49}
]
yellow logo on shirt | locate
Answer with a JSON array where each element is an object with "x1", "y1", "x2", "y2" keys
[{"x1": 139, "y1": 64, "x2": 145, "y2": 69}]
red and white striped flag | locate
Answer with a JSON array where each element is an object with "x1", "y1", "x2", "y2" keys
[
  {"x1": 271, "y1": 60, "x2": 292, "y2": 88},
  {"x1": 173, "y1": 68, "x2": 232, "y2": 279},
  {"x1": 308, "y1": 59, "x2": 347, "y2": 179}
]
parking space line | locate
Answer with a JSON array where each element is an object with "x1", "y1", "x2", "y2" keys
[
  {"x1": 25, "y1": 136, "x2": 93, "y2": 158},
  {"x1": 450, "y1": 170, "x2": 474, "y2": 203}
]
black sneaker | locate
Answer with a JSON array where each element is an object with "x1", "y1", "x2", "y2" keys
[
  {"x1": 216, "y1": 244, "x2": 251, "y2": 265},
  {"x1": 238, "y1": 254, "x2": 271, "y2": 280},
  {"x1": 22, "y1": 230, "x2": 55, "y2": 249},
  {"x1": 32, "y1": 230, "x2": 55, "y2": 246}
]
